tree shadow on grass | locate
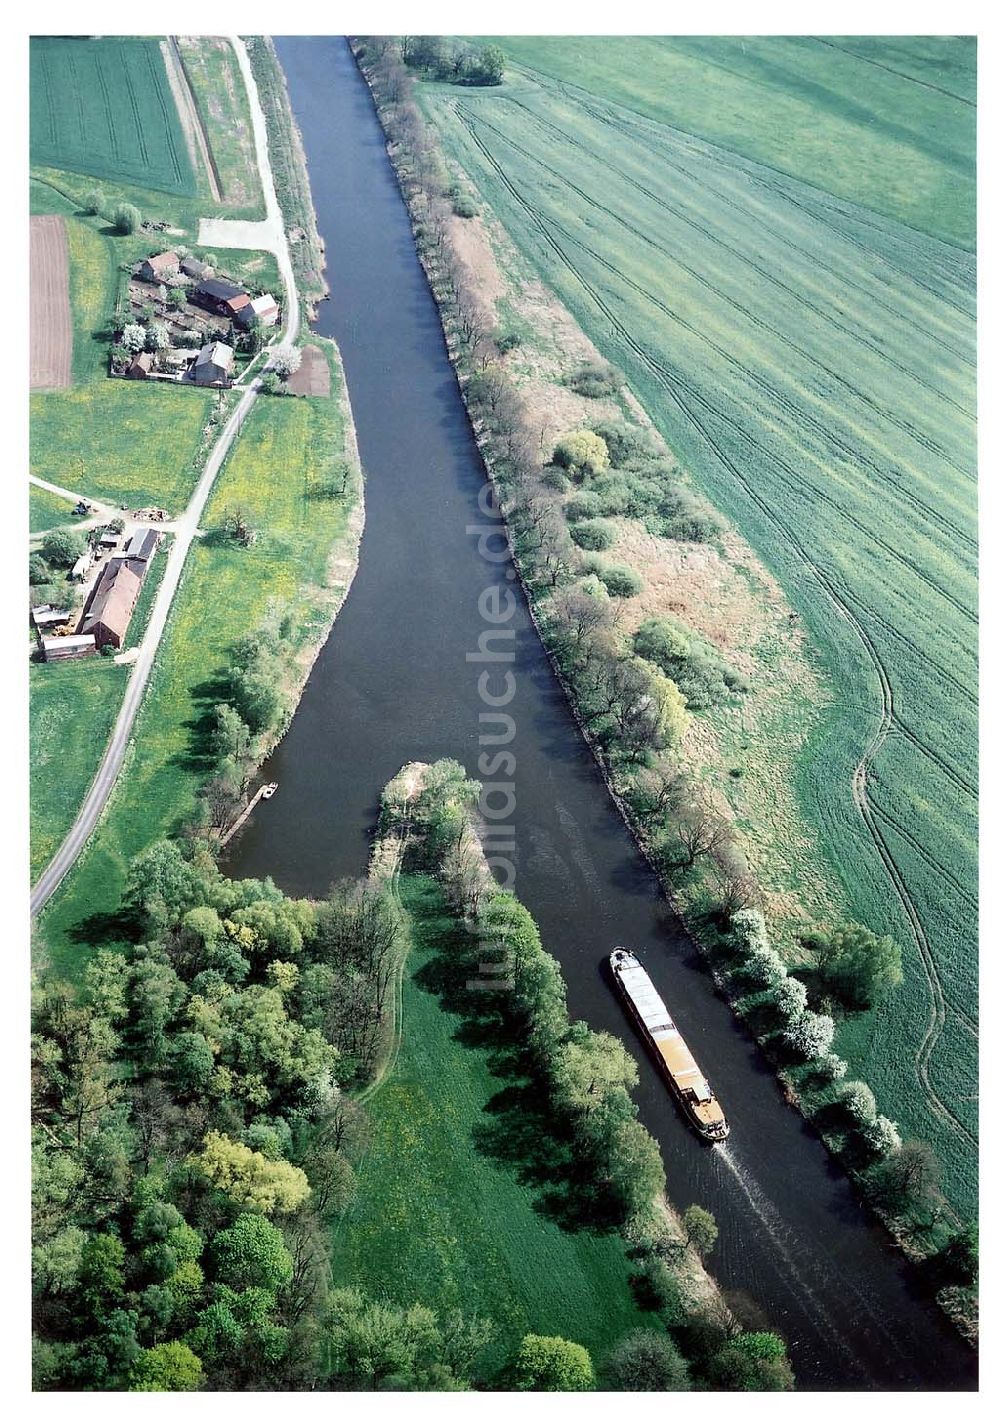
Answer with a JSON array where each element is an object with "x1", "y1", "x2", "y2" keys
[
  {"x1": 63, "y1": 902, "x2": 145, "y2": 952},
  {"x1": 170, "y1": 671, "x2": 233, "y2": 775},
  {"x1": 407, "y1": 877, "x2": 628, "y2": 1237}
]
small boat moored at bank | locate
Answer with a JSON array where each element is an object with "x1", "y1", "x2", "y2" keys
[{"x1": 610, "y1": 946, "x2": 729, "y2": 1141}]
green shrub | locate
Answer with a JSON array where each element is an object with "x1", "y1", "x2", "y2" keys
[
  {"x1": 41, "y1": 528, "x2": 86, "y2": 567},
  {"x1": 81, "y1": 187, "x2": 103, "y2": 217},
  {"x1": 552, "y1": 429, "x2": 610, "y2": 477},
  {"x1": 112, "y1": 202, "x2": 141, "y2": 235},
  {"x1": 452, "y1": 192, "x2": 478, "y2": 218},
  {"x1": 595, "y1": 469, "x2": 661, "y2": 517},
  {"x1": 564, "y1": 491, "x2": 604, "y2": 522},
  {"x1": 29, "y1": 553, "x2": 51, "y2": 585},
  {"x1": 496, "y1": 330, "x2": 522, "y2": 354},
  {"x1": 570, "y1": 518, "x2": 616, "y2": 551},
  {"x1": 605, "y1": 1330, "x2": 689, "y2": 1391},
  {"x1": 565, "y1": 359, "x2": 624, "y2": 399},
  {"x1": 511, "y1": 1334, "x2": 594, "y2": 1391},
  {"x1": 591, "y1": 419, "x2": 658, "y2": 466},
  {"x1": 598, "y1": 563, "x2": 643, "y2": 597},
  {"x1": 655, "y1": 485, "x2": 724, "y2": 542},
  {"x1": 634, "y1": 614, "x2": 745, "y2": 709}
]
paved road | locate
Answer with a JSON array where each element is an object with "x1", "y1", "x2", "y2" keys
[{"x1": 31, "y1": 36, "x2": 300, "y2": 918}]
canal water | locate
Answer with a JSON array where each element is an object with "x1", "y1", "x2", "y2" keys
[{"x1": 227, "y1": 35, "x2": 976, "y2": 1390}]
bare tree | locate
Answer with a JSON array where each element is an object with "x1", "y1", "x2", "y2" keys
[{"x1": 670, "y1": 802, "x2": 735, "y2": 867}]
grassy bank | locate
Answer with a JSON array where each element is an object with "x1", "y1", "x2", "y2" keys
[
  {"x1": 36, "y1": 340, "x2": 363, "y2": 975},
  {"x1": 332, "y1": 872, "x2": 657, "y2": 1375}
]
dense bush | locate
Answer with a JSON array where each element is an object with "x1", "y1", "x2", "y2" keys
[
  {"x1": 496, "y1": 330, "x2": 522, "y2": 354},
  {"x1": 40, "y1": 528, "x2": 86, "y2": 567},
  {"x1": 605, "y1": 1329, "x2": 689, "y2": 1390},
  {"x1": 570, "y1": 517, "x2": 616, "y2": 551},
  {"x1": 552, "y1": 429, "x2": 609, "y2": 477},
  {"x1": 511, "y1": 1334, "x2": 594, "y2": 1390},
  {"x1": 650, "y1": 485, "x2": 724, "y2": 542},
  {"x1": 565, "y1": 360, "x2": 624, "y2": 399},
  {"x1": 808, "y1": 923, "x2": 903, "y2": 1011},
  {"x1": 597, "y1": 563, "x2": 643, "y2": 598},
  {"x1": 564, "y1": 491, "x2": 604, "y2": 522},
  {"x1": 591, "y1": 419, "x2": 658, "y2": 467},
  {"x1": 452, "y1": 192, "x2": 477, "y2": 218},
  {"x1": 634, "y1": 614, "x2": 747, "y2": 709},
  {"x1": 112, "y1": 202, "x2": 141, "y2": 235}
]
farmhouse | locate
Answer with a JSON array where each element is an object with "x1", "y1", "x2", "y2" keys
[
  {"x1": 237, "y1": 293, "x2": 280, "y2": 329},
  {"x1": 194, "y1": 277, "x2": 251, "y2": 319},
  {"x1": 139, "y1": 251, "x2": 180, "y2": 283},
  {"x1": 40, "y1": 633, "x2": 97, "y2": 662},
  {"x1": 192, "y1": 341, "x2": 234, "y2": 385},
  {"x1": 81, "y1": 559, "x2": 143, "y2": 650}
]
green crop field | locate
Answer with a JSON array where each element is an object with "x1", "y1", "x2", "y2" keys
[
  {"x1": 30, "y1": 484, "x2": 73, "y2": 534},
  {"x1": 30, "y1": 38, "x2": 197, "y2": 197},
  {"x1": 29, "y1": 659, "x2": 127, "y2": 882},
  {"x1": 331, "y1": 874, "x2": 653, "y2": 1376},
  {"x1": 36, "y1": 342, "x2": 360, "y2": 975},
  {"x1": 423, "y1": 38, "x2": 977, "y2": 1210}
]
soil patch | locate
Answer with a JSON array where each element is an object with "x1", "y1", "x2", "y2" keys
[
  {"x1": 286, "y1": 343, "x2": 330, "y2": 397},
  {"x1": 30, "y1": 216, "x2": 71, "y2": 390}
]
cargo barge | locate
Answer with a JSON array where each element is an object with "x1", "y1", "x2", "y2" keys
[{"x1": 610, "y1": 947, "x2": 729, "y2": 1141}]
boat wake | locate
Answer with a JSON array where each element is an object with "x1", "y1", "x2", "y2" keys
[{"x1": 714, "y1": 1142, "x2": 878, "y2": 1373}]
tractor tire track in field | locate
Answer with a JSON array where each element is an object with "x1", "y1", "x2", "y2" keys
[
  {"x1": 93, "y1": 52, "x2": 122, "y2": 164},
  {"x1": 122, "y1": 53, "x2": 151, "y2": 170},
  {"x1": 144, "y1": 43, "x2": 183, "y2": 186},
  {"x1": 870, "y1": 800, "x2": 978, "y2": 916},
  {"x1": 467, "y1": 99, "x2": 976, "y2": 489},
  {"x1": 841, "y1": 591, "x2": 977, "y2": 709},
  {"x1": 499, "y1": 89, "x2": 977, "y2": 377},
  {"x1": 508, "y1": 61, "x2": 977, "y2": 326},
  {"x1": 812, "y1": 37, "x2": 977, "y2": 107},
  {"x1": 891, "y1": 717, "x2": 977, "y2": 801},
  {"x1": 453, "y1": 107, "x2": 976, "y2": 1150}
]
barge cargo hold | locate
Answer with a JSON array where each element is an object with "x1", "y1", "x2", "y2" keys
[{"x1": 610, "y1": 946, "x2": 729, "y2": 1141}]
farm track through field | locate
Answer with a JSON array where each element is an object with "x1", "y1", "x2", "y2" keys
[
  {"x1": 452, "y1": 108, "x2": 976, "y2": 1149},
  {"x1": 509, "y1": 62, "x2": 977, "y2": 323},
  {"x1": 475, "y1": 101, "x2": 976, "y2": 551}
]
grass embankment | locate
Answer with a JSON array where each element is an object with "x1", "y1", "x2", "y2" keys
[
  {"x1": 36, "y1": 341, "x2": 363, "y2": 975},
  {"x1": 29, "y1": 659, "x2": 127, "y2": 881},
  {"x1": 170, "y1": 36, "x2": 266, "y2": 216},
  {"x1": 480, "y1": 35, "x2": 976, "y2": 249},
  {"x1": 244, "y1": 36, "x2": 326, "y2": 309},
  {"x1": 333, "y1": 873, "x2": 653, "y2": 1373},
  {"x1": 420, "y1": 45, "x2": 977, "y2": 1211}
]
